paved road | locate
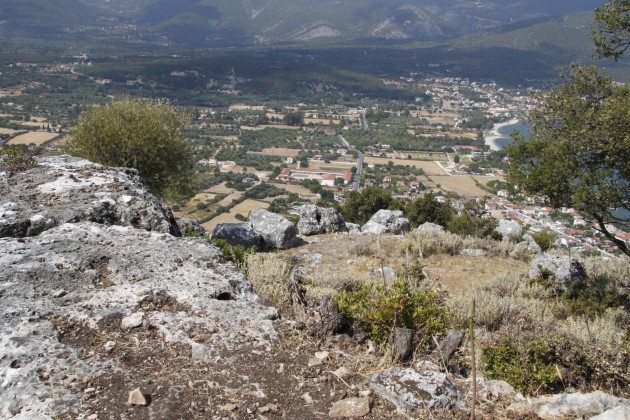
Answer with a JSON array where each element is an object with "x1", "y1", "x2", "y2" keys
[{"x1": 339, "y1": 135, "x2": 363, "y2": 191}]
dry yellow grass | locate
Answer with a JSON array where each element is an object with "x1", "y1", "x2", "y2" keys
[
  {"x1": 427, "y1": 175, "x2": 502, "y2": 197},
  {"x1": 204, "y1": 182, "x2": 234, "y2": 194},
  {"x1": 8, "y1": 131, "x2": 58, "y2": 146},
  {"x1": 269, "y1": 182, "x2": 318, "y2": 197},
  {"x1": 217, "y1": 192, "x2": 244, "y2": 207},
  {"x1": 363, "y1": 157, "x2": 447, "y2": 175},
  {"x1": 0, "y1": 128, "x2": 19, "y2": 134},
  {"x1": 261, "y1": 148, "x2": 300, "y2": 157},
  {"x1": 242, "y1": 125, "x2": 301, "y2": 131},
  {"x1": 191, "y1": 192, "x2": 217, "y2": 202}
]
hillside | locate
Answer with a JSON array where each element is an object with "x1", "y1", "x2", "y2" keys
[{"x1": 1, "y1": 155, "x2": 629, "y2": 418}]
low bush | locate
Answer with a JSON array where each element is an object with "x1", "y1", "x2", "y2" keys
[
  {"x1": 335, "y1": 277, "x2": 448, "y2": 347},
  {"x1": 530, "y1": 230, "x2": 557, "y2": 251},
  {"x1": 211, "y1": 239, "x2": 256, "y2": 265},
  {"x1": 482, "y1": 337, "x2": 562, "y2": 395},
  {"x1": 0, "y1": 146, "x2": 36, "y2": 175}
]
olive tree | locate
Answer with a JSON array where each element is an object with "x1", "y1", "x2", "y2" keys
[
  {"x1": 66, "y1": 98, "x2": 194, "y2": 200},
  {"x1": 592, "y1": 0, "x2": 630, "y2": 61},
  {"x1": 506, "y1": 65, "x2": 630, "y2": 256}
]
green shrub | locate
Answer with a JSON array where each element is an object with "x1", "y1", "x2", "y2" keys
[
  {"x1": 335, "y1": 277, "x2": 448, "y2": 347},
  {"x1": 531, "y1": 231, "x2": 557, "y2": 251},
  {"x1": 66, "y1": 98, "x2": 194, "y2": 200},
  {"x1": 482, "y1": 337, "x2": 562, "y2": 395},
  {"x1": 0, "y1": 146, "x2": 36, "y2": 175},
  {"x1": 211, "y1": 239, "x2": 256, "y2": 265}
]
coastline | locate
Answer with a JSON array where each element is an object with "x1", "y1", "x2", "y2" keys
[{"x1": 484, "y1": 118, "x2": 519, "y2": 151}]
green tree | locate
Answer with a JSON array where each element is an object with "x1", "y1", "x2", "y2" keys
[
  {"x1": 506, "y1": 66, "x2": 630, "y2": 256},
  {"x1": 65, "y1": 98, "x2": 194, "y2": 200},
  {"x1": 404, "y1": 192, "x2": 454, "y2": 228},
  {"x1": 341, "y1": 186, "x2": 394, "y2": 225},
  {"x1": 283, "y1": 111, "x2": 304, "y2": 126},
  {"x1": 592, "y1": 0, "x2": 630, "y2": 61}
]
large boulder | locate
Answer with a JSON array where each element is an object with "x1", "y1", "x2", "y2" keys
[
  {"x1": 529, "y1": 254, "x2": 587, "y2": 289},
  {"x1": 296, "y1": 205, "x2": 348, "y2": 236},
  {"x1": 361, "y1": 210, "x2": 410, "y2": 235},
  {"x1": 512, "y1": 234, "x2": 543, "y2": 258},
  {"x1": 0, "y1": 155, "x2": 180, "y2": 237},
  {"x1": 249, "y1": 208, "x2": 299, "y2": 249},
  {"x1": 371, "y1": 367, "x2": 463, "y2": 411},
  {"x1": 537, "y1": 391, "x2": 630, "y2": 419},
  {"x1": 417, "y1": 222, "x2": 444, "y2": 234},
  {"x1": 211, "y1": 223, "x2": 263, "y2": 248},
  {"x1": 495, "y1": 219, "x2": 522, "y2": 240}
]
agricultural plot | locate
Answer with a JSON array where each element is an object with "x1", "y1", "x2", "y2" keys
[
  {"x1": 0, "y1": 128, "x2": 19, "y2": 134},
  {"x1": 427, "y1": 175, "x2": 502, "y2": 197},
  {"x1": 269, "y1": 182, "x2": 319, "y2": 198},
  {"x1": 363, "y1": 157, "x2": 447, "y2": 176},
  {"x1": 261, "y1": 148, "x2": 300, "y2": 157},
  {"x1": 8, "y1": 131, "x2": 58, "y2": 146}
]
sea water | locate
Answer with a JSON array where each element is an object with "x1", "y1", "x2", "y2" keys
[{"x1": 494, "y1": 121, "x2": 531, "y2": 149}]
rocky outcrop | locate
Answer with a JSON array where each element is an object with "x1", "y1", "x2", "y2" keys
[
  {"x1": 507, "y1": 391, "x2": 630, "y2": 419},
  {"x1": 417, "y1": 222, "x2": 444, "y2": 234},
  {"x1": 296, "y1": 205, "x2": 347, "y2": 236},
  {"x1": 512, "y1": 233, "x2": 542, "y2": 257},
  {"x1": 249, "y1": 208, "x2": 300, "y2": 249},
  {"x1": 211, "y1": 222, "x2": 264, "y2": 248},
  {"x1": 361, "y1": 210, "x2": 410, "y2": 235},
  {"x1": 371, "y1": 367, "x2": 463, "y2": 411},
  {"x1": 496, "y1": 219, "x2": 522, "y2": 240},
  {"x1": 0, "y1": 157, "x2": 278, "y2": 419},
  {"x1": 0, "y1": 155, "x2": 180, "y2": 238},
  {"x1": 529, "y1": 254, "x2": 587, "y2": 289},
  {"x1": 175, "y1": 216, "x2": 206, "y2": 236}
]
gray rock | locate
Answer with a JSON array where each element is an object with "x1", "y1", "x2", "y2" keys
[
  {"x1": 346, "y1": 223, "x2": 362, "y2": 234},
  {"x1": 512, "y1": 234, "x2": 543, "y2": 257},
  {"x1": 417, "y1": 222, "x2": 444, "y2": 234},
  {"x1": 176, "y1": 216, "x2": 206, "y2": 236},
  {"x1": 371, "y1": 367, "x2": 463, "y2": 411},
  {"x1": 329, "y1": 397, "x2": 371, "y2": 418},
  {"x1": 0, "y1": 222, "x2": 277, "y2": 418},
  {"x1": 369, "y1": 267, "x2": 397, "y2": 279},
  {"x1": 0, "y1": 155, "x2": 181, "y2": 238},
  {"x1": 591, "y1": 405, "x2": 630, "y2": 420},
  {"x1": 361, "y1": 210, "x2": 410, "y2": 235},
  {"x1": 211, "y1": 223, "x2": 263, "y2": 249},
  {"x1": 479, "y1": 379, "x2": 516, "y2": 401},
  {"x1": 249, "y1": 208, "x2": 300, "y2": 249},
  {"x1": 296, "y1": 205, "x2": 348, "y2": 236},
  {"x1": 460, "y1": 249, "x2": 486, "y2": 256},
  {"x1": 121, "y1": 312, "x2": 144, "y2": 330},
  {"x1": 529, "y1": 254, "x2": 587, "y2": 289},
  {"x1": 537, "y1": 391, "x2": 630, "y2": 419},
  {"x1": 496, "y1": 219, "x2": 522, "y2": 240}
]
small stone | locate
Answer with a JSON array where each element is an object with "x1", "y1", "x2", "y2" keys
[
  {"x1": 333, "y1": 366, "x2": 352, "y2": 380},
  {"x1": 87, "y1": 415, "x2": 97, "y2": 420},
  {"x1": 308, "y1": 357, "x2": 324, "y2": 367},
  {"x1": 358, "y1": 390, "x2": 372, "y2": 397},
  {"x1": 314, "y1": 351, "x2": 329, "y2": 361},
  {"x1": 128, "y1": 388, "x2": 147, "y2": 406},
  {"x1": 121, "y1": 312, "x2": 144, "y2": 330},
  {"x1": 329, "y1": 397, "x2": 371, "y2": 418},
  {"x1": 302, "y1": 392, "x2": 314, "y2": 405},
  {"x1": 219, "y1": 403, "x2": 238, "y2": 412},
  {"x1": 104, "y1": 341, "x2": 115, "y2": 353},
  {"x1": 52, "y1": 289, "x2": 67, "y2": 298},
  {"x1": 84, "y1": 387, "x2": 96, "y2": 394}
]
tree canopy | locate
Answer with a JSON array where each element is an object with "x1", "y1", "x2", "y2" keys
[
  {"x1": 66, "y1": 98, "x2": 195, "y2": 200},
  {"x1": 404, "y1": 192, "x2": 454, "y2": 228},
  {"x1": 341, "y1": 186, "x2": 396, "y2": 225},
  {"x1": 506, "y1": 65, "x2": 630, "y2": 256},
  {"x1": 592, "y1": 0, "x2": 630, "y2": 61}
]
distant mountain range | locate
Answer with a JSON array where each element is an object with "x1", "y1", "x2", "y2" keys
[{"x1": 1, "y1": 0, "x2": 605, "y2": 46}]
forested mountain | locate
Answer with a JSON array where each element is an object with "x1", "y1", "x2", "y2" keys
[{"x1": 1, "y1": 0, "x2": 604, "y2": 45}]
